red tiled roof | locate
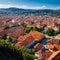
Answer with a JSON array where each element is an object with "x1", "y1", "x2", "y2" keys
[
  {"x1": 29, "y1": 30, "x2": 44, "y2": 40},
  {"x1": 48, "y1": 50, "x2": 60, "y2": 60},
  {"x1": 15, "y1": 34, "x2": 34, "y2": 47},
  {"x1": 55, "y1": 34, "x2": 60, "y2": 39},
  {"x1": 47, "y1": 40, "x2": 60, "y2": 50},
  {"x1": 34, "y1": 43, "x2": 43, "y2": 51},
  {"x1": 35, "y1": 51, "x2": 41, "y2": 55},
  {"x1": 42, "y1": 50, "x2": 52, "y2": 60},
  {"x1": 8, "y1": 26, "x2": 25, "y2": 39},
  {"x1": 47, "y1": 38, "x2": 60, "y2": 45},
  {"x1": 17, "y1": 36, "x2": 24, "y2": 42}
]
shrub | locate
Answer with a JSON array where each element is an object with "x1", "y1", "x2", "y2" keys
[
  {"x1": 45, "y1": 28, "x2": 55, "y2": 36},
  {"x1": 0, "y1": 37, "x2": 36, "y2": 60}
]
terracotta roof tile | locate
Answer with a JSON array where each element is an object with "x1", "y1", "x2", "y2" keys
[
  {"x1": 42, "y1": 50, "x2": 52, "y2": 60},
  {"x1": 15, "y1": 34, "x2": 34, "y2": 47},
  {"x1": 34, "y1": 43, "x2": 43, "y2": 51},
  {"x1": 29, "y1": 31, "x2": 44, "y2": 41},
  {"x1": 48, "y1": 50, "x2": 60, "y2": 60}
]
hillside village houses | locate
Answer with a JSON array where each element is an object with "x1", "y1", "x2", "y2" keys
[
  {"x1": 0, "y1": 15, "x2": 60, "y2": 60},
  {"x1": 15, "y1": 31, "x2": 45, "y2": 48}
]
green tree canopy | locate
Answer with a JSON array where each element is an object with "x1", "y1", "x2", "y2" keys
[
  {"x1": 0, "y1": 37, "x2": 36, "y2": 60},
  {"x1": 45, "y1": 28, "x2": 55, "y2": 36}
]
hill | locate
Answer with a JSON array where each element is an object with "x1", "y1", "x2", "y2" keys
[{"x1": 0, "y1": 7, "x2": 60, "y2": 16}]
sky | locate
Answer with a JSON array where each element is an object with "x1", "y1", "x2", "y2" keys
[{"x1": 0, "y1": 0, "x2": 60, "y2": 9}]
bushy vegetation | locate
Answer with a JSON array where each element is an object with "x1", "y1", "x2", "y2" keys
[
  {"x1": 25, "y1": 27, "x2": 33, "y2": 33},
  {"x1": 44, "y1": 28, "x2": 55, "y2": 36},
  {"x1": 25, "y1": 26, "x2": 42, "y2": 33},
  {"x1": 20, "y1": 22, "x2": 27, "y2": 28},
  {"x1": 44, "y1": 27, "x2": 60, "y2": 36},
  {"x1": 4, "y1": 26, "x2": 11, "y2": 29},
  {"x1": 0, "y1": 36, "x2": 36, "y2": 60}
]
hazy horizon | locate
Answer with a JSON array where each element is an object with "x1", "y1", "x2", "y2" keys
[{"x1": 0, "y1": 0, "x2": 60, "y2": 9}]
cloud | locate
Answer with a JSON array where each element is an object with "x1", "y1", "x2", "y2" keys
[
  {"x1": 0, "y1": 4, "x2": 47, "y2": 9},
  {"x1": 0, "y1": 4, "x2": 14, "y2": 8},
  {"x1": 0, "y1": 4, "x2": 60, "y2": 9}
]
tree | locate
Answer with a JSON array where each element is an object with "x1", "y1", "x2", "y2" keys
[
  {"x1": 20, "y1": 46, "x2": 36, "y2": 60},
  {"x1": 25, "y1": 27, "x2": 33, "y2": 33},
  {"x1": 32, "y1": 26, "x2": 39, "y2": 31},
  {"x1": 0, "y1": 36, "x2": 3, "y2": 39},
  {"x1": 20, "y1": 22, "x2": 27, "y2": 28},
  {"x1": 4, "y1": 26, "x2": 10, "y2": 29},
  {"x1": 45, "y1": 28, "x2": 55, "y2": 36},
  {"x1": 0, "y1": 36, "x2": 36, "y2": 60},
  {"x1": 25, "y1": 26, "x2": 41, "y2": 33}
]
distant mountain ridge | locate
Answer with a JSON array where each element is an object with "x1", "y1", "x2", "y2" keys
[{"x1": 0, "y1": 7, "x2": 60, "y2": 15}]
